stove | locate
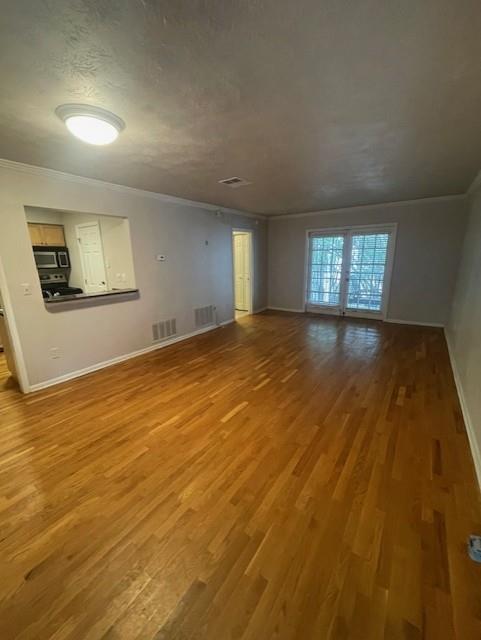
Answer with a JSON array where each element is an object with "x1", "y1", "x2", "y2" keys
[
  {"x1": 42, "y1": 286, "x2": 84, "y2": 299},
  {"x1": 39, "y1": 272, "x2": 83, "y2": 299}
]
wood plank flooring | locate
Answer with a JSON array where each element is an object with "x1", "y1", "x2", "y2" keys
[{"x1": 1, "y1": 312, "x2": 480, "y2": 639}]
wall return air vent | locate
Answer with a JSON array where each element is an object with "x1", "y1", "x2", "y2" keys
[
  {"x1": 152, "y1": 319, "x2": 177, "y2": 342},
  {"x1": 218, "y1": 176, "x2": 251, "y2": 188},
  {"x1": 195, "y1": 305, "x2": 215, "y2": 328}
]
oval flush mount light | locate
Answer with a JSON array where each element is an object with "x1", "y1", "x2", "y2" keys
[{"x1": 55, "y1": 104, "x2": 125, "y2": 145}]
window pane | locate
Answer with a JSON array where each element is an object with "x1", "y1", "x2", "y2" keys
[
  {"x1": 308, "y1": 235, "x2": 344, "y2": 306},
  {"x1": 347, "y1": 233, "x2": 389, "y2": 312}
]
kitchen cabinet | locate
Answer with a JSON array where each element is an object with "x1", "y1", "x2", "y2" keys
[
  {"x1": 28, "y1": 223, "x2": 66, "y2": 247},
  {"x1": 28, "y1": 223, "x2": 44, "y2": 245}
]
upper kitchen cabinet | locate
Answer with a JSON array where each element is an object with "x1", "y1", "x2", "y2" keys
[{"x1": 28, "y1": 223, "x2": 66, "y2": 247}]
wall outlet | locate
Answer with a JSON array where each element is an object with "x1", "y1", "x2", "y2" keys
[
  {"x1": 49, "y1": 347, "x2": 61, "y2": 359},
  {"x1": 21, "y1": 283, "x2": 32, "y2": 296}
]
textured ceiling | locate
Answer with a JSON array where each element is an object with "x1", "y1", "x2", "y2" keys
[{"x1": 0, "y1": 1, "x2": 480, "y2": 215}]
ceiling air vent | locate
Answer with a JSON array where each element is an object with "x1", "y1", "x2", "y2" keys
[{"x1": 218, "y1": 176, "x2": 251, "y2": 189}]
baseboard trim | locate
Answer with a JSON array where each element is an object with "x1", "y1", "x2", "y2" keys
[
  {"x1": 265, "y1": 310, "x2": 444, "y2": 327},
  {"x1": 445, "y1": 330, "x2": 481, "y2": 490},
  {"x1": 267, "y1": 306, "x2": 305, "y2": 313},
  {"x1": 219, "y1": 318, "x2": 235, "y2": 326},
  {"x1": 253, "y1": 306, "x2": 268, "y2": 314},
  {"x1": 385, "y1": 318, "x2": 445, "y2": 328},
  {"x1": 28, "y1": 322, "x2": 229, "y2": 393}
]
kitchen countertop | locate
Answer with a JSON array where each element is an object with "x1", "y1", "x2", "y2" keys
[{"x1": 44, "y1": 288, "x2": 139, "y2": 304}]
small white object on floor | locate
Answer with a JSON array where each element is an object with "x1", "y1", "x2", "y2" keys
[{"x1": 468, "y1": 535, "x2": 481, "y2": 563}]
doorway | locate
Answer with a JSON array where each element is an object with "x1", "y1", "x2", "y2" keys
[
  {"x1": 0, "y1": 257, "x2": 28, "y2": 392},
  {"x1": 232, "y1": 230, "x2": 253, "y2": 319},
  {"x1": 305, "y1": 224, "x2": 396, "y2": 319},
  {"x1": 0, "y1": 302, "x2": 17, "y2": 390},
  {"x1": 76, "y1": 221, "x2": 108, "y2": 293}
]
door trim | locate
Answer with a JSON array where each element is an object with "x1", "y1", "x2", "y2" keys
[
  {"x1": 232, "y1": 229, "x2": 254, "y2": 316},
  {"x1": 0, "y1": 256, "x2": 29, "y2": 392},
  {"x1": 303, "y1": 223, "x2": 398, "y2": 320}
]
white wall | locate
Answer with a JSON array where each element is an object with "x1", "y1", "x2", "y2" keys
[
  {"x1": 268, "y1": 198, "x2": 467, "y2": 325},
  {"x1": 446, "y1": 182, "x2": 481, "y2": 485},
  {"x1": 25, "y1": 207, "x2": 63, "y2": 225},
  {"x1": 0, "y1": 163, "x2": 267, "y2": 389}
]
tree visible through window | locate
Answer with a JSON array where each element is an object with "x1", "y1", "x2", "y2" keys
[{"x1": 308, "y1": 235, "x2": 344, "y2": 306}]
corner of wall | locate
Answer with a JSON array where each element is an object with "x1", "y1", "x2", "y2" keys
[
  {"x1": 444, "y1": 183, "x2": 481, "y2": 491},
  {"x1": 444, "y1": 327, "x2": 481, "y2": 490}
]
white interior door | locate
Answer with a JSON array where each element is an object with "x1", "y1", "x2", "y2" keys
[
  {"x1": 306, "y1": 226, "x2": 395, "y2": 319},
  {"x1": 76, "y1": 222, "x2": 108, "y2": 293},
  {"x1": 233, "y1": 232, "x2": 251, "y2": 312}
]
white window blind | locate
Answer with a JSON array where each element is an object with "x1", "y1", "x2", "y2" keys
[{"x1": 346, "y1": 233, "x2": 389, "y2": 312}]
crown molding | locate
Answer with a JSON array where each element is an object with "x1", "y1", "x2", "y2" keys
[
  {"x1": 0, "y1": 157, "x2": 473, "y2": 222},
  {"x1": 0, "y1": 158, "x2": 266, "y2": 221},
  {"x1": 467, "y1": 169, "x2": 481, "y2": 197},
  {"x1": 268, "y1": 193, "x2": 467, "y2": 221}
]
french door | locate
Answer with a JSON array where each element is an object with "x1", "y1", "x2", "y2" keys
[{"x1": 305, "y1": 225, "x2": 396, "y2": 319}]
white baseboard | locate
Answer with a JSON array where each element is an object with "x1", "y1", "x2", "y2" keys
[
  {"x1": 219, "y1": 318, "x2": 235, "y2": 326},
  {"x1": 253, "y1": 306, "x2": 268, "y2": 314},
  {"x1": 445, "y1": 330, "x2": 481, "y2": 490},
  {"x1": 265, "y1": 310, "x2": 444, "y2": 328},
  {"x1": 28, "y1": 322, "x2": 228, "y2": 393},
  {"x1": 385, "y1": 318, "x2": 445, "y2": 328},
  {"x1": 267, "y1": 306, "x2": 305, "y2": 313}
]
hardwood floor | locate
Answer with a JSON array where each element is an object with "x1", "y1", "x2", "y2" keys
[
  {"x1": 1, "y1": 312, "x2": 480, "y2": 639},
  {"x1": 0, "y1": 351, "x2": 18, "y2": 395}
]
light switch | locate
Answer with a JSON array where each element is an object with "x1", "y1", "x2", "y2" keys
[
  {"x1": 21, "y1": 283, "x2": 32, "y2": 296},
  {"x1": 156, "y1": 254, "x2": 166, "y2": 262}
]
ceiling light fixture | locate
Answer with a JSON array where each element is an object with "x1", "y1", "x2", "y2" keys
[{"x1": 55, "y1": 104, "x2": 125, "y2": 145}]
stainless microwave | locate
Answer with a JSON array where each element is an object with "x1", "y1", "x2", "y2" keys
[{"x1": 33, "y1": 248, "x2": 70, "y2": 269}]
